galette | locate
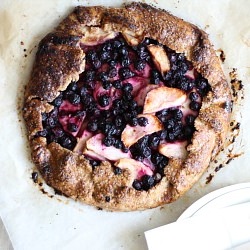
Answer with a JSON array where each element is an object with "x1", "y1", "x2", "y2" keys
[{"x1": 23, "y1": 2, "x2": 232, "y2": 211}]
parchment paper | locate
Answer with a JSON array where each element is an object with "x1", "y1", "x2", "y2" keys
[{"x1": 0, "y1": 0, "x2": 250, "y2": 249}]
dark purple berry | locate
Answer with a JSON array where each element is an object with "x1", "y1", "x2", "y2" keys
[
  {"x1": 89, "y1": 159, "x2": 101, "y2": 168},
  {"x1": 67, "y1": 123, "x2": 78, "y2": 132},
  {"x1": 129, "y1": 117, "x2": 138, "y2": 126},
  {"x1": 119, "y1": 46, "x2": 129, "y2": 56},
  {"x1": 83, "y1": 70, "x2": 95, "y2": 82},
  {"x1": 113, "y1": 80, "x2": 122, "y2": 89},
  {"x1": 185, "y1": 114, "x2": 195, "y2": 125},
  {"x1": 114, "y1": 167, "x2": 122, "y2": 175},
  {"x1": 52, "y1": 127, "x2": 64, "y2": 137},
  {"x1": 105, "y1": 196, "x2": 111, "y2": 202},
  {"x1": 138, "y1": 117, "x2": 148, "y2": 127},
  {"x1": 189, "y1": 101, "x2": 201, "y2": 111},
  {"x1": 122, "y1": 82, "x2": 133, "y2": 93},
  {"x1": 92, "y1": 59, "x2": 101, "y2": 69},
  {"x1": 98, "y1": 72, "x2": 109, "y2": 82},
  {"x1": 134, "y1": 60, "x2": 146, "y2": 71},
  {"x1": 189, "y1": 92, "x2": 199, "y2": 101},
  {"x1": 102, "y1": 81, "x2": 112, "y2": 90},
  {"x1": 87, "y1": 121, "x2": 98, "y2": 132},
  {"x1": 68, "y1": 92, "x2": 81, "y2": 105},
  {"x1": 52, "y1": 95, "x2": 63, "y2": 107},
  {"x1": 132, "y1": 180, "x2": 142, "y2": 190},
  {"x1": 103, "y1": 136, "x2": 115, "y2": 147},
  {"x1": 36, "y1": 129, "x2": 48, "y2": 137},
  {"x1": 109, "y1": 67, "x2": 117, "y2": 78},
  {"x1": 141, "y1": 175, "x2": 154, "y2": 190},
  {"x1": 119, "y1": 67, "x2": 135, "y2": 80}
]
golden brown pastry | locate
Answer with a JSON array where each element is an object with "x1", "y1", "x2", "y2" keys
[{"x1": 23, "y1": 2, "x2": 232, "y2": 211}]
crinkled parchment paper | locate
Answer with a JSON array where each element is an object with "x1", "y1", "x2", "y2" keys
[{"x1": 0, "y1": 0, "x2": 250, "y2": 249}]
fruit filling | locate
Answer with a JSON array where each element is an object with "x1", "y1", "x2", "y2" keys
[{"x1": 36, "y1": 34, "x2": 211, "y2": 191}]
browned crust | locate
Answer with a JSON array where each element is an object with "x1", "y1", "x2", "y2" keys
[{"x1": 23, "y1": 2, "x2": 232, "y2": 211}]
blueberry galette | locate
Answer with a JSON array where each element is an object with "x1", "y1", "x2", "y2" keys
[{"x1": 23, "y1": 2, "x2": 232, "y2": 211}]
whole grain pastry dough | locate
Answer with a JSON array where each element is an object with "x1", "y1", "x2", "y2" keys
[{"x1": 23, "y1": 2, "x2": 232, "y2": 211}]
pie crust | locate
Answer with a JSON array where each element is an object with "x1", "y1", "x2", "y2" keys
[{"x1": 23, "y1": 2, "x2": 232, "y2": 211}]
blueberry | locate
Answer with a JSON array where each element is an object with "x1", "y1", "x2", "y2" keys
[
  {"x1": 138, "y1": 117, "x2": 148, "y2": 127},
  {"x1": 114, "y1": 139, "x2": 123, "y2": 149},
  {"x1": 114, "y1": 167, "x2": 122, "y2": 175},
  {"x1": 92, "y1": 59, "x2": 101, "y2": 69},
  {"x1": 89, "y1": 159, "x2": 101, "y2": 168},
  {"x1": 67, "y1": 123, "x2": 78, "y2": 132},
  {"x1": 46, "y1": 117, "x2": 57, "y2": 128},
  {"x1": 105, "y1": 196, "x2": 111, "y2": 202},
  {"x1": 68, "y1": 92, "x2": 81, "y2": 105},
  {"x1": 149, "y1": 135, "x2": 160, "y2": 148},
  {"x1": 113, "y1": 40, "x2": 122, "y2": 48},
  {"x1": 119, "y1": 67, "x2": 135, "y2": 80},
  {"x1": 189, "y1": 101, "x2": 201, "y2": 111},
  {"x1": 52, "y1": 95, "x2": 63, "y2": 107},
  {"x1": 100, "y1": 51, "x2": 111, "y2": 61},
  {"x1": 87, "y1": 120, "x2": 98, "y2": 132},
  {"x1": 59, "y1": 135, "x2": 76, "y2": 150},
  {"x1": 112, "y1": 80, "x2": 122, "y2": 89},
  {"x1": 109, "y1": 67, "x2": 117, "y2": 78},
  {"x1": 108, "y1": 59, "x2": 117, "y2": 67},
  {"x1": 103, "y1": 136, "x2": 115, "y2": 147},
  {"x1": 129, "y1": 117, "x2": 138, "y2": 126},
  {"x1": 103, "y1": 42, "x2": 112, "y2": 51},
  {"x1": 189, "y1": 92, "x2": 199, "y2": 101},
  {"x1": 36, "y1": 129, "x2": 48, "y2": 137},
  {"x1": 52, "y1": 127, "x2": 64, "y2": 138},
  {"x1": 185, "y1": 114, "x2": 195, "y2": 125},
  {"x1": 129, "y1": 100, "x2": 138, "y2": 110},
  {"x1": 68, "y1": 81, "x2": 78, "y2": 91},
  {"x1": 86, "y1": 50, "x2": 97, "y2": 62},
  {"x1": 132, "y1": 180, "x2": 142, "y2": 190},
  {"x1": 142, "y1": 147, "x2": 151, "y2": 158},
  {"x1": 171, "y1": 109, "x2": 183, "y2": 120},
  {"x1": 98, "y1": 72, "x2": 109, "y2": 82},
  {"x1": 121, "y1": 56, "x2": 131, "y2": 67},
  {"x1": 102, "y1": 81, "x2": 112, "y2": 90},
  {"x1": 115, "y1": 116, "x2": 124, "y2": 127},
  {"x1": 83, "y1": 70, "x2": 95, "y2": 82},
  {"x1": 151, "y1": 70, "x2": 161, "y2": 84},
  {"x1": 119, "y1": 46, "x2": 128, "y2": 57},
  {"x1": 141, "y1": 175, "x2": 155, "y2": 190},
  {"x1": 122, "y1": 82, "x2": 133, "y2": 93},
  {"x1": 134, "y1": 60, "x2": 146, "y2": 71},
  {"x1": 98, "y1": 94, "x2": 110, "y2": 107},
  {"x1": 183, "y1": 125, "x2": 194, "y2": 138}
]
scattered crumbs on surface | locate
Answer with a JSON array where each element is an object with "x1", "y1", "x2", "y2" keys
[
  {"x1": 23, "y1": 49, "x2": 27, "y2": 52},
  {"x1": 205, "y1": 173, "x2": 214, "y2": 184},
  {"x1": 24, "y1": 54, "x2": 28, "y2": 57},
  {"x1": 31, "y1": 171, "x2": 38, "y2": 183},
  {"x1": 74, "y1": 227, "x2": 76, "y2": 230},
  {"x1": 204, "y1": 24, "x2": 210, "y2": 30},
  {"x1": 137, "y1": 234, "x2": 141, "y2": 237},
  {"x1": 205, "y1": 69, "x2": 244, "y2": 184},
  {"x1": 215, "y1": 164, "x2": 224, "y2": 172},
  {"x1": 56, "y1": 213, "x2": 58, "y2": 215},
  {"x1": 216, "y1": 49, "x2": 226, "y2": 63},
  {"x1": 149, "y1": 217, "x2": 152, "y2": 221},
  {"x1": 159, "y1": 206, "x2": 164, "y2": 210},
  {"x1": 54, "y1": 188, "x2": 63, "y2": 196},
  {"x1": 230, "y1": 68, "x2": 244, "y2": 99},
  {"x1": 97, "y1": 207, "x2": 103, "y2": 210},
  {"x1": 20, "y1": 41, "x2": 24, "y2": 45}
]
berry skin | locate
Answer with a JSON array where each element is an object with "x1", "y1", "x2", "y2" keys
[
  {"x1": 98, "y1": 94, "x2": 110, "y2": 107},
  {"x1": 138, "y1": 117, "x2": 148, "y2": 127}
]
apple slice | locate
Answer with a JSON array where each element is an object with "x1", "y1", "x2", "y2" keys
[
  {"x1": 143, "y1": 86, "x2": 186, "y2": 114},
  {"x1": 121, "y1": 114, "x2": 163, "y2": 148},
  {"x1": 134, "y1": 84, "x2": 158, "y2": 106},
  {"x1": 122, "y1": 31, "x2": 139, "y2": 46},
  {"x1": 114, "y1": 158, "x2": 153, "y2": 180},
  {"x1": 147, "y1": 45, "x2": 170, "y2": 74},
  {"x1": 86, "y1": 133, "x2": 131, "y2": 161},
  {"x1": 83, "y1": 149, "x2": 106, "y2": 161},
  {"x1": 81, "y1": 27, "x2": 117, "y2": 46},
  {"x1": 158, "y1": 141, "x2": 188, "y2": 159},
  {"x1": 73, "y1": 130, "x2": 93, "y2": 154}
]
